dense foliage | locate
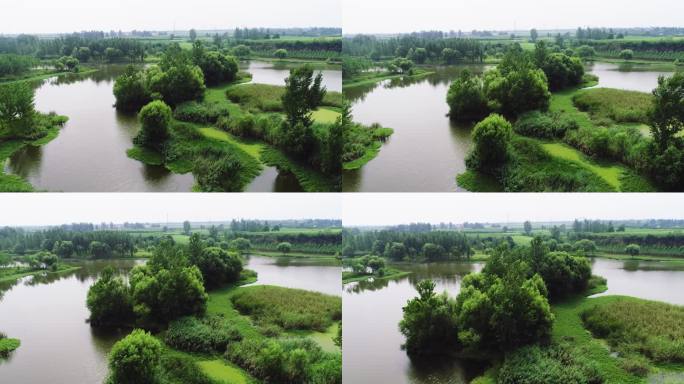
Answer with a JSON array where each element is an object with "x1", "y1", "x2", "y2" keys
[
  {"x1": 466, "y1": 114, "x2": 512, "y2": 173},
  {"x1": 87, "y1": 267, "x2": 134, "y2": 327},
  {"x1": 164, "y1": 315, "x2": 241, "y2": 354},
  {"x1": 134, "y1": 100, "x2": 172, "y2": 150},
  {"x1": 106, "y1": 329, "x2": 162, "y2": 384}
]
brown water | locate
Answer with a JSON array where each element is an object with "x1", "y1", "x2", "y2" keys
[
  {"x1": 342, "y1": 65, "x2": 490, "y2": 192},
  {"x1": 342, "y1": 258, "x2": 684, "y2": 384},
  {"x1": 4, "y1": 61, "x2": 341, "y2": 192},
  {"x1": 0, "y1": 255, "x2": 339, "y2": 383}
]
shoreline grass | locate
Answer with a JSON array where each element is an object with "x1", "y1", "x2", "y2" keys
[
  {"x1": 343, "y1": 68, "x2": 434, "y2": 88},
  {"x1": 0, "y1": 264, "x2": 81, "y2": 283}
]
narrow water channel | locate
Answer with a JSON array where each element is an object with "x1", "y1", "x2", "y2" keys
[{"x1": 342, "y1": 257, "x2": 684, "y2": 384}]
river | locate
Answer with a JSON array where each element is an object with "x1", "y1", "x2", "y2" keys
[
  {"x1": 3, "y1": 61, "x2": 341, "y2": 192},
  {"x1": 342, "y1": 257, "x2": 684, "y2": 384},
  {"x1": 0, "y1": 255, "x2": 340, "y2": 383}
]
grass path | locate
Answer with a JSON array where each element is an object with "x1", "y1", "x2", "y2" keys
[{"x1": 542, "y1": 142, "x2": 624, "y2": 189}]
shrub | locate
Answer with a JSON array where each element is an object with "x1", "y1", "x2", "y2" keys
[
  {"x1": 158, "y1": 354, "x2": 214, "y2": 384},
  {"x1": 540, "y1": 53, "x2": 584, "y2": 91},
  {"x1": 173, "y1": 101, "x2": 229, "y2": 124},
  {"x1": 135, "y1": 100, "x2": 172, "y2": 150},
  {"x1": 192, "y1": 150, "x2": 245, "y2": 192},
  {"x1": 87, "y1": 267, "x2": 134, "y2": 327},
  {"x1": 498, "y1": 344, "x2": 604, "y2": 384},
  {"x1": 230, "y1": 285, "x2": 341, "y2": 331},
  {"x1": 113, "y1": 66, "x2": 151, "y2": 111},
  {"x1": 107, "y1": 329, "x2": 162, "y2": 384},
  {"x1": 165, "y1": 315, "x2": 241, "y2": 353},
  {"x1": 514, "y1": 111, "x2": 578, "y2": 139},
  {"x1": 466, "y1": 114, "x2": 512, "y2": 173},
  {"x1": 189, "y1": 246, "x2": 243, "y2": 289},
  {"x1": 483, "y1": 67, "x2": 550, "y2": 116}
]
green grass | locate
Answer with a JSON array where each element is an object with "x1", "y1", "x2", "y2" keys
[
  {"x1": 126, "y1": 146, "x2": 164, "y2": 166},
  {"x1": 542, "y1": 142, "x2": 623, "y2": 189},
  {"x1": 0, "y1": 264, "x2": 81, "y2": 283},
  {"x1": 225, "y1": 83, "x2": 343, "y2": 113},
  {"x1": 342, "y1": 68, "x2": 434, "y2": 88},
  {"x1": 342, "y1": 267, "x2": 410, "y2": 284},
  {"x1": 572, "y1": 88, "x2": 653, "y2": 124},
  {"x1": 311, "y1": 108, "x2": 341, "y2": 124},
  {"x1": 197, "y1": 127, "x2": 264, "y2": 159},
  {"x1": 456, "y1": 170, "x2": 504, "y2": 192},
  {"x1": 197, "y1": 360, "x2": 252, "y2": 384},
  {"x1": 260, "y1": 146, "x2": 338, "y2": 191},
  {"x1": 306, "y1": 323, "x2": 341, "y2": 353},
  {"x1": 230, "y1": 285, "x2": 341, "y2": 332},
  {"x1": 343, "y1": 123, "x2": 394, "y2": 170},
  {"x1": 582, "y1": 297, "x2": 684, "y2": 365},
  {"x1": 0, "y1": 338, "x2": 20, "y2": 358}
]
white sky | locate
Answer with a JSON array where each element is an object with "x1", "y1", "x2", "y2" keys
[
  {"x1": 343, "y1": 194, "x2": 684, "y2": 226},
  {"x1": 343, "y1": 0, "x2": 684, "y2": 34},
  {"x1": 0, "y1": 194, "x2": 341, "y2": 226},
  {"x1": 0, "y1": 0, "x2": 341, "y2": 34}
]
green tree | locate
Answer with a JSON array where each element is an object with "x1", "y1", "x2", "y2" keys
[
  {"x1": 530, "y1": 29, "x2": 538, "y2": 42},
  {"x1": 277, "y1": 242, "x2": 292, "y2": 255},
  {"x1": 87, "y1": 267, "x2": 134, "y2": 327},
  {"x1": 573, "y1": 239, "x2": 597, "y2": 255},
  {"x1": 107, "y1": 329, "x2": 162, "y2": 384},
  {"x1": 0, "y1": 82, "x2": 35, "y2": 137},
  {"x1": 189, "y1": 29, "x2": 197, "y2": 42},
  {"x1": 422, "y1": 243, "x2": 446, "y2": 261},
  {"x1": 188, "y1": 232, "x2": 203, "y2": 261},
  {"x1": 619, "y1": 49, "x2": 634, "y2": 60},
  {"x1": 134, "y1": 100, "x2": 171, "y2": 150},
  {"x1": 89, "y1": 241, "x2": 112, "y2": 259},
  {"x1": 411, "y1": 47, "x2": 428, "y2": 64},
  {"x1": 446, "y1": 69, "x2": 489, "y2": 121},
  {"x1": 399, "y1": 280, "x2": 459, "y2": 356},
  {"x1": 540, "y1": 53, "x2": 584, "y2": 91},
  {"x1": 113, "y1": 65, "x2": 152, "y2": 111},
  {"x1": 274, "y1": 49, "x2": 288, "y2": 59},
  {"x1": 146, "y1": 61, "x2": 205, "y2": 106},
  {"x1": 384, "y1": 242, "x2": 407, "y2": 261},
  {"x1": 232, "y1": 45, "x2": 251, "y2": 58},
  {"x1": 524, "y1": 221, "x2": 532, "y2": 235},
  {"x1": 466, "y1": 114, "x2": 512, "y2": 172},
  {"x1": 322, "y1": 102, "x2": 347, "y2": 175},
  {"x1": 190, "y1": 246, "x2": 243, "y2": 289},
  {"x1": 192, "y1": 152, "x2": 244, "y2": 192},
  {"x1": 230, "y1": 237, "x2": 251, "y2": 253},
  {"x1": 625, "y1": 243, "x2": 640, "y2": 258},
  {"x1": 183, "y1": 220, "x2": 191, "y2": 235},
  {"x1": 53, "y1": 240, "x2": 74, "y2": 258},
  {"x1": 650, "y1": 72, "x2": 684, "y2": 150},
  {"x1": 441, "y1": 47, "x2": 461, "y2": 64}
]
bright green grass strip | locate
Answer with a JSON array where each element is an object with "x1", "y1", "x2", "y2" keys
[
  {"x1": 343, "y1": 141, "x2": 381, "y2": 170},
  {"x1": 542, "y1": 143, "x2": 623, "y2": 189},
  {"x1": 510, "y1": 235, "x2": 533, "y2": 246},
  {"x1": 311, "y1": 108, "x2": 341, "y2": 124},
  {"x1": 206, "y1": 271, "x2": 262, "y2": 340},
  {"x1": 197, "y1": 360, "x2": 251, "y2": 384},
  {"x1": 197, "y1": 127, "x2": 264, "y2": 160},
  {"x1": 342, "y1": 267, "x2": 411, "y2": 284}
]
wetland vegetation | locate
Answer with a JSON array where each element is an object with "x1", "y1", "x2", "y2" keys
[
  {"x1": 0, "y1": 217, "x2": 341, "y2": 384},
  {"x1": 343, "y1": 217, "x2": 684, "y2": 383},
  {"x1": 342, "y1": 27, "x2": 684, "y2": 191}
]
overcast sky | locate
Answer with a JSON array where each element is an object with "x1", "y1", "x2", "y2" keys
[
  {"x1": 343, "y1": 0, "x2": 684, "y2": 34},
  {"x1": 0, "y1": 194, "x2": 341, "y2": 226},
  {"x1": 343, "y1": 194, "x2": 684, "y2": 226},
  {"x1": 0, "y1": 0, "x2": 341, "y2": 34}
]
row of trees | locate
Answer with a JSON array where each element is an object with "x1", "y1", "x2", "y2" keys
[
  {"x1": 1, "y1": 228, "x2": 136, "y2": 258},
  {"x1": 343, "y1": 34, "x2": 484, "y2": 63},
  {"x1": 0, "y1": 35, "x2": 146, "y2": 62},
  {"x1": 399, "y1": 237, "x2": 592, "y2": 356},
  {"x1": 342, "y1": 230, "x2": 472, "y2": 261}
]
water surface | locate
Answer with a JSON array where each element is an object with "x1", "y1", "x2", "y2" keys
[
  {"x1": 342, "y1": 65, "x2": 489, "y2": 192},
  {"x1": 587, "y1": 61, "x2": 674, "y2": 93}
]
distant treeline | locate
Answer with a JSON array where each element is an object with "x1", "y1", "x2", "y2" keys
[
  {"x1": 226, "y1": 230, "x2": 340, "y2": 254},
  {"x1": 578, "y1": 39, "x2": 684, "y2": 61},
  {"x1": 228, "y1": 219, "x2": 341, "y2": 232},
  {"x1": 0, "y1": 34, "x2": 146, "y2": 61},
  {"x1": 343, "y1": 229, "x2": 473, "y2": 260},
  {"x1": 343, "y1": 34, "x2": 484, "y2": 62},
  {"x1": 0, "y1": 227, "x2": 136, "y2": 258}
]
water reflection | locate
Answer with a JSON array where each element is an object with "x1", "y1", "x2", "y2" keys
[
  {"x1": 342, "y1": 65, "x2": 491, "y2": 192},
  {"x1": 586, "y1": 61, "x2": 674, "y2": 93}
]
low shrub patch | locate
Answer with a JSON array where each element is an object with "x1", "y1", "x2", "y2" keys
[
  {"x1": 173, "y1": 101, "x2": 230, "y2": 124},
  {"x1": 230, "y1": 285, "x2": 341, "y2": 331},
  {"x1": 165, "y1": 315, "x2": 242, "y2": 354},
  {"x1": 572, "y1": 88, "x2": 652, "y2": 125}
]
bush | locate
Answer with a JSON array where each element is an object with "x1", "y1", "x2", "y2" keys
[
  {"x1": 165, "y1": 315, "x2": 241, "y2": 353},
  {"x1": 498, "y1": 344, "x2": 604, "y2": 384},
  {"x1": 230, "y1": 285, "x2": 341, "y2": 331},
  {"x1": 189, "y1": 246, "x2": 243, "y2": 289},
  {"x1": 514, "y1": 111, "x2": 578, "y2": 139},
  {"x1": 158, "y1": 354, "x2": 214, "y2": 384},
  {"x1": 147, "y1": 64, "x2": 205, "y2": 106},
  {"x1": 173, "y1": 101, "x2": 229, "y2": 124},
  {"x1": 135, "y1": 100, "x2": 172, "y2": 150},
  {"x1": 107, "y1": 329, "x2": 162, "y2": 384},
  {"x1": 466, "y1": 114, "x2": 512, "y2": 173},
  {"x1": 87, "y1": 267, "x2": 134, "y2": 327},
  {"x1": 483, "y1": 67, "x2": 550, "y2": 116},
  {"x1": 192, "y1": 150, "x2": 245, "y2": 192},
  {"x1": 225, "y1": 337, "x2": 340, "y2": 384}
]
